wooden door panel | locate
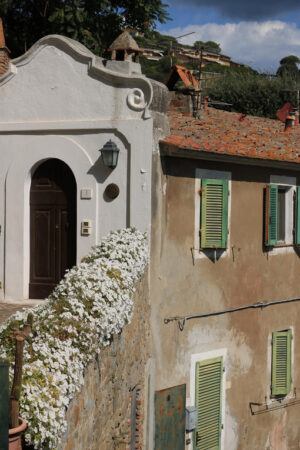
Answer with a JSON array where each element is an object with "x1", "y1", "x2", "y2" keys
[
  {"x1": 29, "y1": 159, "x2": 76, "y2": 299},
  {"x1": 30, "y1": 191, "x2": 67, "y2": 206},
  {"x1": 60, "y1": 209, "x2": 70, "y2": 278},
  {"x1": 32, "y1": 208, "x2": 55, "y2": 279}
]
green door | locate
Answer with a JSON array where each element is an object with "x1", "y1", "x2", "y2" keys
[
  {"x1": 194, "y1": 357, "x2": 223, "y2": 450},
  {"x1": 155, "y1": 384, "x2": 186, "y2": 450}
]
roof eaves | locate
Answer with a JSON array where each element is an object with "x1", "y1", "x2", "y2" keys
[{"x1": 159, "y1": 140, "x2": 300, "y2": 170}]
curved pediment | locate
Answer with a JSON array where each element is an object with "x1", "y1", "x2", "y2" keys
[{"x1": 0, "y1": 35, "x2": 152, "y2": 124}]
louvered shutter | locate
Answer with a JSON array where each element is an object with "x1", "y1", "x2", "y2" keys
[
  {"x1": 194, "y1": 357, "x2": 223, "y2": 450},
  {"x1": 271, "y1": 330, "x2": 292, "y2": 396},
  {"x1": 295, "y1": 187, "x2": 300, "y2": 245},
  {"x1": 200, "y1": 179, "x2": 228, "y2": 248},
  {"x1": 265, "y1": 184, "x2": 278, "y2": 246}
]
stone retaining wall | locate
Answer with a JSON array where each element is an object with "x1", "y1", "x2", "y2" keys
[{"x1": 60, "y1": 272, "x2": 150, "y2": 450}]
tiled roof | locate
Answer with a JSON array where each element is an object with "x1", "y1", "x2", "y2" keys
[
  {"x1": 165, "y1": 65, "x2": 198, "y2": 90},
  {"x1": 160, "y1": 107, "x2": 300, "y2": 164}
]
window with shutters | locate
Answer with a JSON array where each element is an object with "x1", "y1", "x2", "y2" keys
[
  {"x1": 271, "y1": 330, "x2": 292, "y2": 396},
  {"x1": 195, "y1": 169, "x2": 231, "y2": 258},
  {"x1": 265, "y1": 183, "x2": 294, "y2": 246},
  {"x1": 295, "y1": 186, "x2": 300, "y2": 245},
  {"x1": 194, "y1": 356, "x2": 223, "y2": 450},
  {"x1": 200, "y1": 179, "x2": 229, "y2": 249}
]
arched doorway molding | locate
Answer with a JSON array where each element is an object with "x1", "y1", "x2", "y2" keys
[{"x1": 5, "y1": 135, "x2": 97, "y2": 300}]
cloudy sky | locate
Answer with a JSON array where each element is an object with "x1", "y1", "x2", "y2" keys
[{"x1": 159, "y1": 0, "x2": 300, "y2": 71}]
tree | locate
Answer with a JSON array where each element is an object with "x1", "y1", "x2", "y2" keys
[
  {"x1": 140, "y1": 55, "x2": 178, "y2": 83},
  {"x1": 201, "y1": 62, "x2": 257, "y2": 75},
  {"x1": 0, "y1": 0, "x2": 171, "y2": 57},
  {"x1": 205, "y1": 71, "x2": 295, "y2": 118},
  {"x1": 276, "y1": 55, "x2": 300, "y2": 79},
  {"x1": 279, "y1": 55, "x2": 300, "y2": 65},
  {"x1": 193, "y1": 40, "x2": 221, "y2": 54}
]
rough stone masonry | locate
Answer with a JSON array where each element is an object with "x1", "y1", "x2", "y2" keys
[{"x1": 60, "y1": 272, "x2": 150, "y2": 450}]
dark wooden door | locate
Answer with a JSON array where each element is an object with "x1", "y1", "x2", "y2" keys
[{"x1": 29, "y1": 159, "x2": 76, "y2": 299}]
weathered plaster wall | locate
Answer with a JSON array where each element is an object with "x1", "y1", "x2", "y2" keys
[
  {"x1": 150, "y1": 155, "x2": 300, "y2": 449},
  {"x1": 60, "y1": 272, "x2": 150, "y2": 450},
  {"x1": 0, "y1": 35, "x2": 153, "y2": 300}
]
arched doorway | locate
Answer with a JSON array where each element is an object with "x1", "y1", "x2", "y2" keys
[{"x1": 29, "y1": 159, "x2": 77, "y2": 299}]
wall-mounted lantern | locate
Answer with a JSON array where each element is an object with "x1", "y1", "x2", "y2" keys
[{"x1": 100, "y1": 140, "x2": 120, "y2": 169}]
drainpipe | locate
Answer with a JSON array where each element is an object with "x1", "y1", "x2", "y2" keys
[{"x1": 293, "y1": 107, "x2": 299, "y2": 126}]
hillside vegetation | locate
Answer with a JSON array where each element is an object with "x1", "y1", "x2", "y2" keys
[{"x1": 137, "y1": 32, "x2": 299, "y2": 119}]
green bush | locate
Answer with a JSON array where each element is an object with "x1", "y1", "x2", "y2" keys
[
  {"x1": 140, "y1": 55, "x2": 178, "y2": 83},
  {"x1": 205, "y1": 72, "x2": 297, "y2": 118}
]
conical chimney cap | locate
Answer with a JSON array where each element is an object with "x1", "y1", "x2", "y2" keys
[{"x1": 108, "y1": 31, "x2": 141, "y2": 52}]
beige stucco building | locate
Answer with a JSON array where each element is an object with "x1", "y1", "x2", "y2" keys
[{"x1": 150, "y1": 103, "x2": 300, "y2": 449}]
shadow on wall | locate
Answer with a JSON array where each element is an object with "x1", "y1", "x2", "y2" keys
[{"x1": 88, "y1": 154, "x2": 111, "y2": 184}]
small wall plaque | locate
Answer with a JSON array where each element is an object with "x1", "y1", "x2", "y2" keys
[
  {"x1": 81, "y1": 220, "x2": 92, "y2": 236},
  {"x1": 105, "y1": 183, "x2": 120, "y2": 200},
  {"x1": 80, "y1": 188, "x2": 92, "y2": 199}
]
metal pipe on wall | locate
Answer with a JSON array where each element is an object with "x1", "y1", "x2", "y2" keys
[{"x1": 164, "y1": 297, "x2": 300, "y2": 331}]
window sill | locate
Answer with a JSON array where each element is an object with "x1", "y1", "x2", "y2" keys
[
  {"x1": 272, "y1": 243, "x2": 294, "y2": 248},
  {"x1": 199, "y1": 248, "x2": 227, "y2": 251}
]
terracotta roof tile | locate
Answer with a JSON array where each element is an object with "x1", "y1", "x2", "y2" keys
[
  {"x1": 0, "y1": 19, "x2": 5, "y2": 48},
  {"x1": 160, "y1": 107, "x2": 300, "y2": 164},
  {"x1": 165, "y1": 65, "x2": 198, "y2": 89}
]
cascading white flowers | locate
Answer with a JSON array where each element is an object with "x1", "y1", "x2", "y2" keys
[{"x1": 0, "y1": 228, "x2": 148, "y2": 449}]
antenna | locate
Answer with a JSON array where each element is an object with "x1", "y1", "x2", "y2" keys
[{"x1": 169, "y1": 32, "x2": 195, "y2": 67}]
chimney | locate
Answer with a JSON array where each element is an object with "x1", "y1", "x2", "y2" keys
[
  {"x1": 284, "y1": 114, "x2": 294, "y2": 132},
  {"x1": 0, "y1": 18, "x2": 10, "y2": 76}
]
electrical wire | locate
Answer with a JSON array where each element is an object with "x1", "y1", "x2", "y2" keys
[{"x1": 164, "y1": 297, "x2": 300, "y2": 331}]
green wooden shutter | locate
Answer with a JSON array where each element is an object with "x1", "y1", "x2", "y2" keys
[
  {"x1": 295, "y1": 186, "x2": 300, "y2": 245},
  {"x1": 194, "y1": 357, "x2": 223, "y2": 450},
  {"x1": 271, "y1": 330, "x2": 292, "y2": 396},
  {"x1": 200, "y1": 179, "x2": 228, "y2": 249},
  {"x1": 265, "y1": 184, "x2": 278, "y2": 246}
]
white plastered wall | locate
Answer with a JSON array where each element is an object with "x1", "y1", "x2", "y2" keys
[
  {"x1": 5, "y1": 135, "x2": 96, "y2": 300},
  {"x1": 0, "y1": 35, "x2": 153, "y2": 300}
]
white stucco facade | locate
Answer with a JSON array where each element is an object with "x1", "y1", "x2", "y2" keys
[{"x1": 0, "y1": 35, "x2": 153, "y2": 301}]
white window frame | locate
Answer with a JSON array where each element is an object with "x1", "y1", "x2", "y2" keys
[
  {"x1": 194, "y1": 169, "x2": 231, "y2": 259},
  {"x1": 266, "y1": 326, "x2": 294, "y2": 401},
  {"x1": 187, "y1": 348, "x2": 227, "y2": 450},
  {"x1": 269, "y1": 175, "x2": 296, "y2": 253}
]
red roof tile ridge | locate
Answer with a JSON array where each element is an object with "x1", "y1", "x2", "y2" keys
[{"x1": 0, "y1": 18, "x2": 5, "y2": 48}]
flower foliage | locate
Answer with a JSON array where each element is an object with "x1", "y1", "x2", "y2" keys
[{"x1": 0, "y1": 228, "x2": 148, "y2": 449}]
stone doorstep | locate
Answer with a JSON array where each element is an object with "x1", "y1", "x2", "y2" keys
[{"x1": 0, "y1": 300, "x2": 41, "y2": 325}]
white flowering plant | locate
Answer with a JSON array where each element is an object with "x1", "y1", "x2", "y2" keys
[{"x1": 0, "y1": 228, "x2": 148, "y2": 449}]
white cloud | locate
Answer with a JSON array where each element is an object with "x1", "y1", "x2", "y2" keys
[{"x1": 163, "y1": 21, "x2": 300, "y2": 71}]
